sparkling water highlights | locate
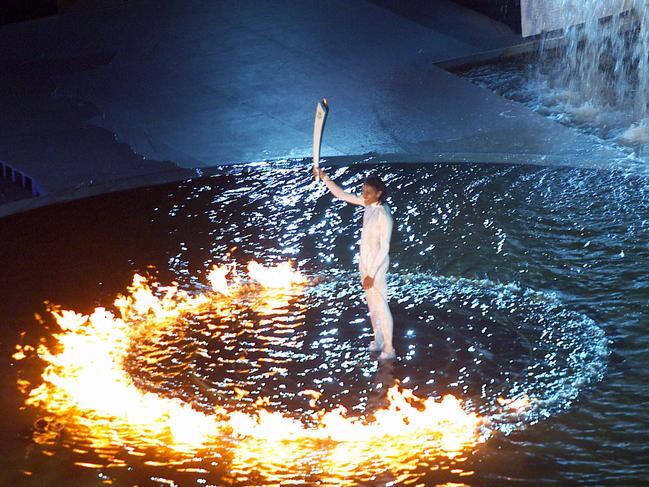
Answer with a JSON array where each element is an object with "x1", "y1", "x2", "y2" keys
[{"x1": 4, "y1": 162, "x2": 649, "y2": 485}]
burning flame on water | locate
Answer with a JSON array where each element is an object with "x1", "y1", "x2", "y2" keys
[
  {"x1": 246, "y1": 260, "x2": 307, "y2": 288},
  {"x1": 14, "y1": 260, "x2": 487, "y2": 479}
]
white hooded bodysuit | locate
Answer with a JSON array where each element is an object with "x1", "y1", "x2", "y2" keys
[{"x1": 323, "y1": 174, "x2": 394, "y2": 354}]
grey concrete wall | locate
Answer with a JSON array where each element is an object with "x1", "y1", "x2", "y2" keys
[{"x1": 521, "y1": 0, "x2": 632, "y2": 36}]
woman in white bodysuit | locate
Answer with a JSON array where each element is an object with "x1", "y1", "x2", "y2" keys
[{"x1": 316, "y1": 168, "x2": 395, "y2": 360}]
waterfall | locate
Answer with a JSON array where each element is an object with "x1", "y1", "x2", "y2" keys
[{"x1": 537, "y1": 0, "x2": 649, "y2": 136}]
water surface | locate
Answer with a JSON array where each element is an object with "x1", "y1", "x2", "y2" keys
[{"x1": 1, "y1": 161, "x2": 647, "y2": 485}]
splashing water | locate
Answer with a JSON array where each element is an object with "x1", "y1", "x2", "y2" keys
[
  {"x1": 460, "y1": 1, "x2": 649, "y2": 161},
  {"x1": 538, "y1": 1, "x2": 649, "y2": 116},
  {"x1": 536, "y1": 0, "x2": 649, "y2": 141}
]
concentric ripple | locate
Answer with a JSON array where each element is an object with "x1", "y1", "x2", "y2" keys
[{"x1": 127, "y1": 271, "x2": 608, "y2": 437}]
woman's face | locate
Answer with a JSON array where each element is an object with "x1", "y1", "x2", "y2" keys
[{"x1": 363, "y1": 183, "x2": 383, "y2": 205}]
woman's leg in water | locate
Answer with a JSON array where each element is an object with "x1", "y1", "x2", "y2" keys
[
  {"x1": 366, "y1": 287, "x2": 384, "y2": 349},
  {"x1": 366, "y1": 268, "x2": 394, "y2": 357}
]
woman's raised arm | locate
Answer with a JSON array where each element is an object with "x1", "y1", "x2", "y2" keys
[{"x1": 318, "y1": 169, "x2": 365, "y2": 206}]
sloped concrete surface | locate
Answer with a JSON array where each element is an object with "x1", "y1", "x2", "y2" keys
[{"x1": 0, "y1": 0, "x2": 626, "y2": 215}]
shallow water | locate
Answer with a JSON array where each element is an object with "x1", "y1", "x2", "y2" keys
[{"x1": 1, "y1": 161, "x2": 648, "y2": 485}]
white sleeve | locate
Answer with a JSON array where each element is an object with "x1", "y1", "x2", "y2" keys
[
  {"x1": 368, "y1": 210, "x2": 392, "y2": 278},
  {"x1": 323, "y1": 175, "x2": 365, "y2": 206}
]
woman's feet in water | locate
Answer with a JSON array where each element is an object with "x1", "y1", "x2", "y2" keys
[
  {"x1": 369, "y1": 341, "x2": 396, "y2": 360},
  {"x1": 378, "y1": 348, "x2": 396, "y2": 361}
]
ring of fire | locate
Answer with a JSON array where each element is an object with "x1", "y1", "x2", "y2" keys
[{"x1": 14, "y1": 262, "x2": 488, "y2": 464}]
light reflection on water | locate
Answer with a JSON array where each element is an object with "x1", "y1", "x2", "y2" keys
[{"x1": 6, "y1": 162, "x2": 649, "y2": 485}]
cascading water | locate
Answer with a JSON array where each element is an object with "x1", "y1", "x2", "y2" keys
[
  {"x1": 537, "y1": 0, "x2": 649, "y2": 142},
  {"x1": 460, "y1": 0, "x2": 649, "y2": 161}
]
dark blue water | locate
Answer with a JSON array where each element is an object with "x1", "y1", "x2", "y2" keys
[{"x1": 1, "y1": 161, "x2": 647, "y2": 485}]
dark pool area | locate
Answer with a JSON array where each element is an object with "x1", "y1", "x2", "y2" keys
[{"x1": 1, "y1": 161, "x2": 648, "y2": 485}]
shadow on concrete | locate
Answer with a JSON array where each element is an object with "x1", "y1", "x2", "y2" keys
[{"x1": 0, "y1": 52, "x2": 180, "y2": 196}]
